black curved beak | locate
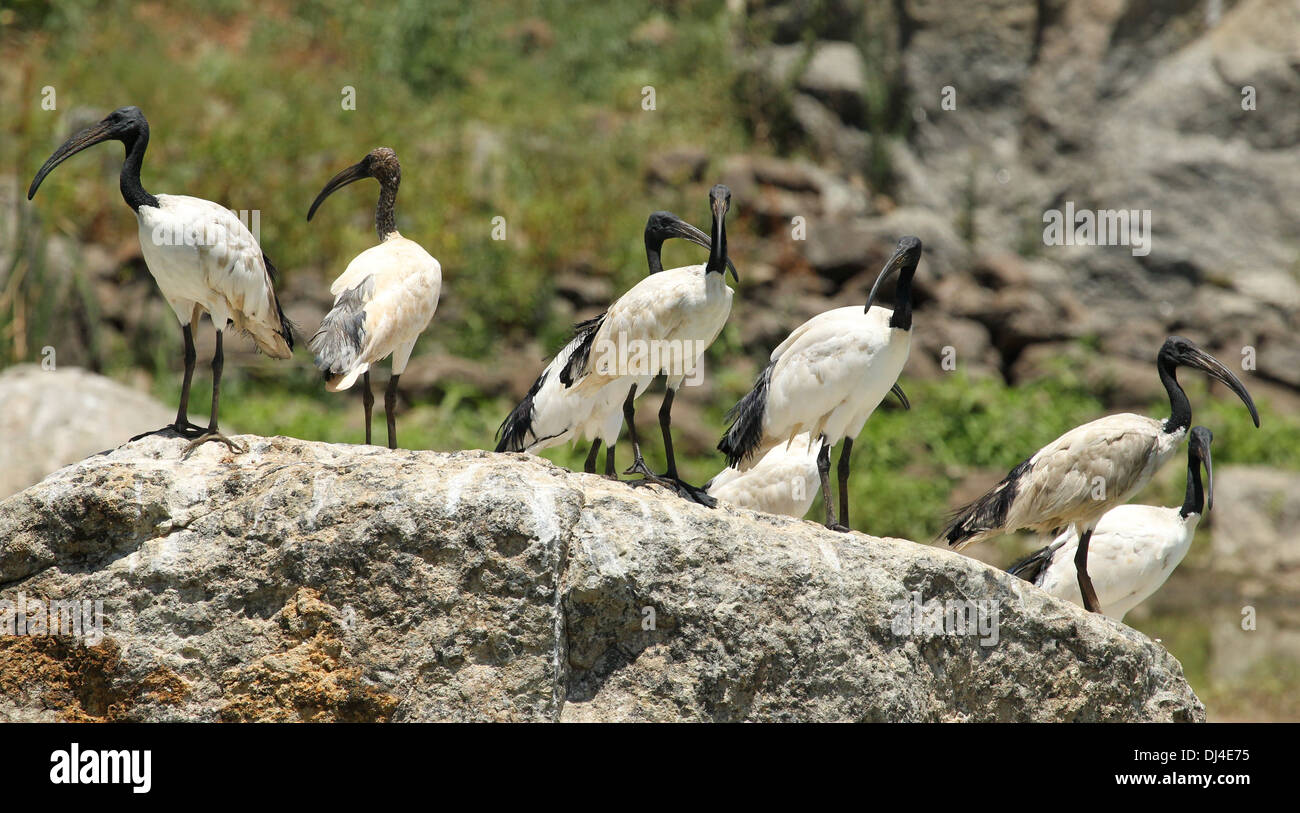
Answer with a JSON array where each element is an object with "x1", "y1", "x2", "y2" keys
[
  {"x1": 1185, "y1": 347, "x2": 1261, "y2": 428},
  {"x1": 706, "y1": 189, "x2": 737, "y2": 282},
  {"x1": 864, "y1": 241, "x2": 918, "y2": 313},
  {"x1": 28, "y1": 120, "x2": 115, "y2": 199},
  {"x1": 307, "y1": 160, "x2": 371, "y2": 221},
  {"x1": 890, "y1": 382, "x2": 911, "y2": 410},
  {"x1": 661, "y1": 215, "x2": 738, "y2": 280}
]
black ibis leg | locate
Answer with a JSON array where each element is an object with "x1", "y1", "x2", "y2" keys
[
  {"x1": 584, "y1": 439, "x2": 602, "y2": 474},
  {"x1": 385, "y1": 373, "x2": 400, "y2": 450},
  {"x1": 1075, "y1": 526, "x2": 1103, "y2": 614},
  {"x1": 362, "y1": 371, "x2": 374, "y2": 446},
  {"x1": 184, "y1": 330, "x2": 244, "y2": 454},
  {"x1": 837, "y1": 437, "x2": 853, "y2": 531}
]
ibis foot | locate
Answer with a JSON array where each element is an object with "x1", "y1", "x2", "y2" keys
[
  {"x1": 627, "y1": 474, "x2": 717, "y2": 508},
  {"x1": 182, "y1": 431, "x2": 245, "y2": 456},
  {"x1": 826, "y1": 523, "x2": 850, "y2": 533},
  {"x1": 130, "y1": 421, "x2": 207, "y2": 442}
]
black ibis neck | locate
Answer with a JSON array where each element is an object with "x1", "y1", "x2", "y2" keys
[
  {"x1": 646, "y1": 241, "x2": 665, "y2": 274},
  {"x1": 706, "y1": 212, "x2": 727, "y2": 275},
  {"x1": 375, "y1": 181, "x2": 398, "y2": 240},
  {"x1": 888, "y1": 265, "x2": 915, "y2": 330},
  {"x1": 1180, "y1": 453, "x2": 1203, "y2": 518},
  {"x1": 119, "y1": 129, "x2": 159, "y2": 212},
  {"x1": 1158, "y1": 355, "x2": 1191, "y2": 434}
]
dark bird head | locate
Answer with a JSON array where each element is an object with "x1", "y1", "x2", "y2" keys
[
  {"x1": 1188, "y1": 426, "x2": 1214, "y2": 512},
  {"x1": 28, "y1": 106, "x2": 149, "y2": 199},
  {"x1": 705, "y1": 184, "x2": 737, "y2": 282},
  {"x1": 1159, "y1": 336, "x2": 1260, "y2": 428},
  {"x1": 644, "y1": 210, "x2": 737, "y2": 277},
  {"x1": 864, "y1": 236, "x2": 922, "y2": 313},
  {"x1": 307, "y1": 147, "x2": 401, "y2": 222}
]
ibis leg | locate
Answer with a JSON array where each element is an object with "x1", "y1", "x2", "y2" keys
[
  {"x1": 1074, "y1": 526, "x2": 1103, "y2": 614},
  {"x1": 183, "y1": 330, "x2": 243, "y2": 454},
  {"x1": 837, "y1": 438, "x2": 853, "y2": 531},
  {"x1": 621, "y1": 385, "x2": 650, "y2": 475},
  {"x1": 362, "y1": 372, "x2": 374, "y2": 446},
  {"x1": 623, "y1": 386, "x2": 715, "y2": 507},
  {"x1": 385, "y1": 374, "x2": 400, "y2": 450},
  {"x1": 130, "y1": 323, "x2": 204, "y2": 441},
  {"x1": 817, "y1": 440, "x2": 844, "y2": 531},
  {"x1": 659, "y1": 388, "x2": 679, "y2": 479},
  {"x1": 604, "y1": 443, "x2": 616, "y2": 479},
  {"x1": 584, "y1": 439, "x2": 602, "y2": 474}
]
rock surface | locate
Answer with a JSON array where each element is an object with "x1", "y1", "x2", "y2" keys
[
  {"x1": 0, "y1": 435, "x2": 1203, "y2": 722},
  {"x1": 0, "y1": 365, "x2": 176, "y2": 500}
]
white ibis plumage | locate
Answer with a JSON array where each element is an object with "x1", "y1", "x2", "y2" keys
[
  {"x1": 27, "y1": 106, "x2": 295, "y2": 452},
  {"x1": 717, "y1": 236, "x2": 921, "y2": 531},
  {"x1": 705, "y1": 432, "x2": 823, "y2": 518},
  {"x1": 561, "y1": 185, "x2": 738, "y2": 505},
  {"x1": 306, "y1": 148, "x2": 442, "y2": 450},
  {"x1": 942, "y1": 336, "x2": 1258, "y2": 614},
  {"x1": 1008, "y1": 426, "x2": 1214, "y2": 621},
  {"x1": 495, "y1": 211, "x2": 724, "y2": 475}
]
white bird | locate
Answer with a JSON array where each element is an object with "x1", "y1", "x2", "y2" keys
[
  {"x1": 28, "y1": 106, "x2": 294, "y2": 452},
  {"x1": 1008, "y1": 426, "x2": 1213, "y2": 621},
  {"x1": 942, "y1": 336, "x2": 1258, "y2": 614},
  {"x1": 495, "y1": 211, "x2": 727, "y2": 475},
  {"x1": 705, "y1": 432, "x2": 823, "y2": 518},
  {"x1": 561, "y1": 185, "x2": 738, "y2": 505},
  {"x1": 306, "y1": 148, "x2": 442, "y2": 450},
  {"x1": 717, "y1": 237, "x2": 922, "y2": 531}
]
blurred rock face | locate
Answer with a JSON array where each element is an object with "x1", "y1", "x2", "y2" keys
[
  {"x1": 0, "y1": 365, "x2": 174, "y2": 499},
  {"x1": 0, "y1": 436, "x2": 1201, "y2": 721}
]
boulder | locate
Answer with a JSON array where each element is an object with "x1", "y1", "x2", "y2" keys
[{"x1": 0, "y1": 435, "x2": 1204, "y2": 722}]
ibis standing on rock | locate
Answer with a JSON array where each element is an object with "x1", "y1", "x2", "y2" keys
[
  {"x1": 942, "y1": 336, "x2": 1259, "y2": 615},
  {"x1": 1007, "y1": 426, "x2": 1214, "y2": 621},
  {"x1": 27, "y1": 106, "x2": 295, "y2": 452},
  {"x1": 306, "y1": 148, "x2": 442, "y2": 450},
  {"x1": 717, "y1": 236, "x2": 922, "y2": 531},
  {"x1": 561, "y1": 185, "x2": 738, "y2": 505},
  {"x1": 495, "y1": 211, "x2": 728, "y2": 475}
]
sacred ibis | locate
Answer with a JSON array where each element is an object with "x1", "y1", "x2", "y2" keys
[
  {"x1": 27, "y1": 106, "x2": 295, "y2": 452},
  {"x1": 717, "y1": 236, "x2": 921, "y2": 531},
  {"x1": 495, "y1": 211, "x2": 726, "y2": 474},
  {"x1": 942, "y1": 336, "x2": 1258, "y2": 614},
  {"x1": 562, "y1": 185, "x2": 738, "y2": 505},
  {"x1": 1008, "y1": 426, "x2": 1213, "y2": 621},
  {"x1": 306, "y1": 147, "x2": 442, "y2": 450}
]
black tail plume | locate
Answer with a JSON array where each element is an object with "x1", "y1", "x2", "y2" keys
[
  {"x1": 717, "y1": 361, "x2": 774, "y2": 468},
  {"x1": 559, "y1": 313, "x2": 605, "y2": 387}
]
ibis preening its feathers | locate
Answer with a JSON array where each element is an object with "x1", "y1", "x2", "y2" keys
[
  {"x1": 1009, "y1": 427, "x2": 1214, "y2": 621},
  {"x1": 561, "y1": 185, "x2": 738, "y2": 505},
  {"x1": 943, "y1": 336, "x2": 1258, "y2": 614},
  {"x1": 28, "y1": 106, "x2": 294, "y2": 452},
  {"x1": 307, "y1": 148, "x2": 442, "y2": 449},
  {"x1": 495, "y1": 211, "x2": 723, "y2": 474},
  {"x1": 718, "y1": 236, "x2": 922, "y2": 531}
]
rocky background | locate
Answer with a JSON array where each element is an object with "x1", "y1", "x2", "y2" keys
[{"x1": 1, "y1": 0, "x2": 1297, "y2": 719}]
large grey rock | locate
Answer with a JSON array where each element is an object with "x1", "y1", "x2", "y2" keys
[
  {"x1": 1212, "y1": 466, "x2": 1300, "y2": 589},
  {"x1": 0, "y1": 435, "x2": 1203, "y2": 721},
  {"x1": 0, "y1": 365, "x2": 176, "y2": 500}
]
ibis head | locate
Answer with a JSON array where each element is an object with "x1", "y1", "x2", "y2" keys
[
  {"x1": 864, "y1": 236, "x2": 922, "y2": 314},
  {"x1": 705, "y1": 184, "x2": 737, "y2": 282},
  {"x1": 28, "y1": 106, "x2": 148, "y2": 200},
  {"x1": 1158, "y1": 336, "x2": 1260, "y2": 429},
  {"x1": 307, "y1": 147, "x2": 401, "y2": 222},
  {"x1": 644, "y1": 210, "x2": 737, "y2": 277}
]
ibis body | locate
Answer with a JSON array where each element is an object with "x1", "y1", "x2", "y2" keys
[
  {"x1": 1009, "y1": 427, "x2": 1214, "y2": 621},
  {"x1": 944, "y1": 336, "x2": 1258, "y2": 614},
  {"x1": 562, "y1": 186, "x2": 738, "y2": 504},
  {"x1": 706, "y1": 433, "x2": 822, "y2": 518},
  {"x1": 718, "y1": 236, "x2": 921, "y2": 531},
  {"x1": 495, "y1": 211, "x2": 727, "y2": 474},
  {"x1": 27, "y1": 106, "x2": 293, "y2": 451},
  {"x1": 307, "y1": 148, "x2": 442, "y2": 449}
]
